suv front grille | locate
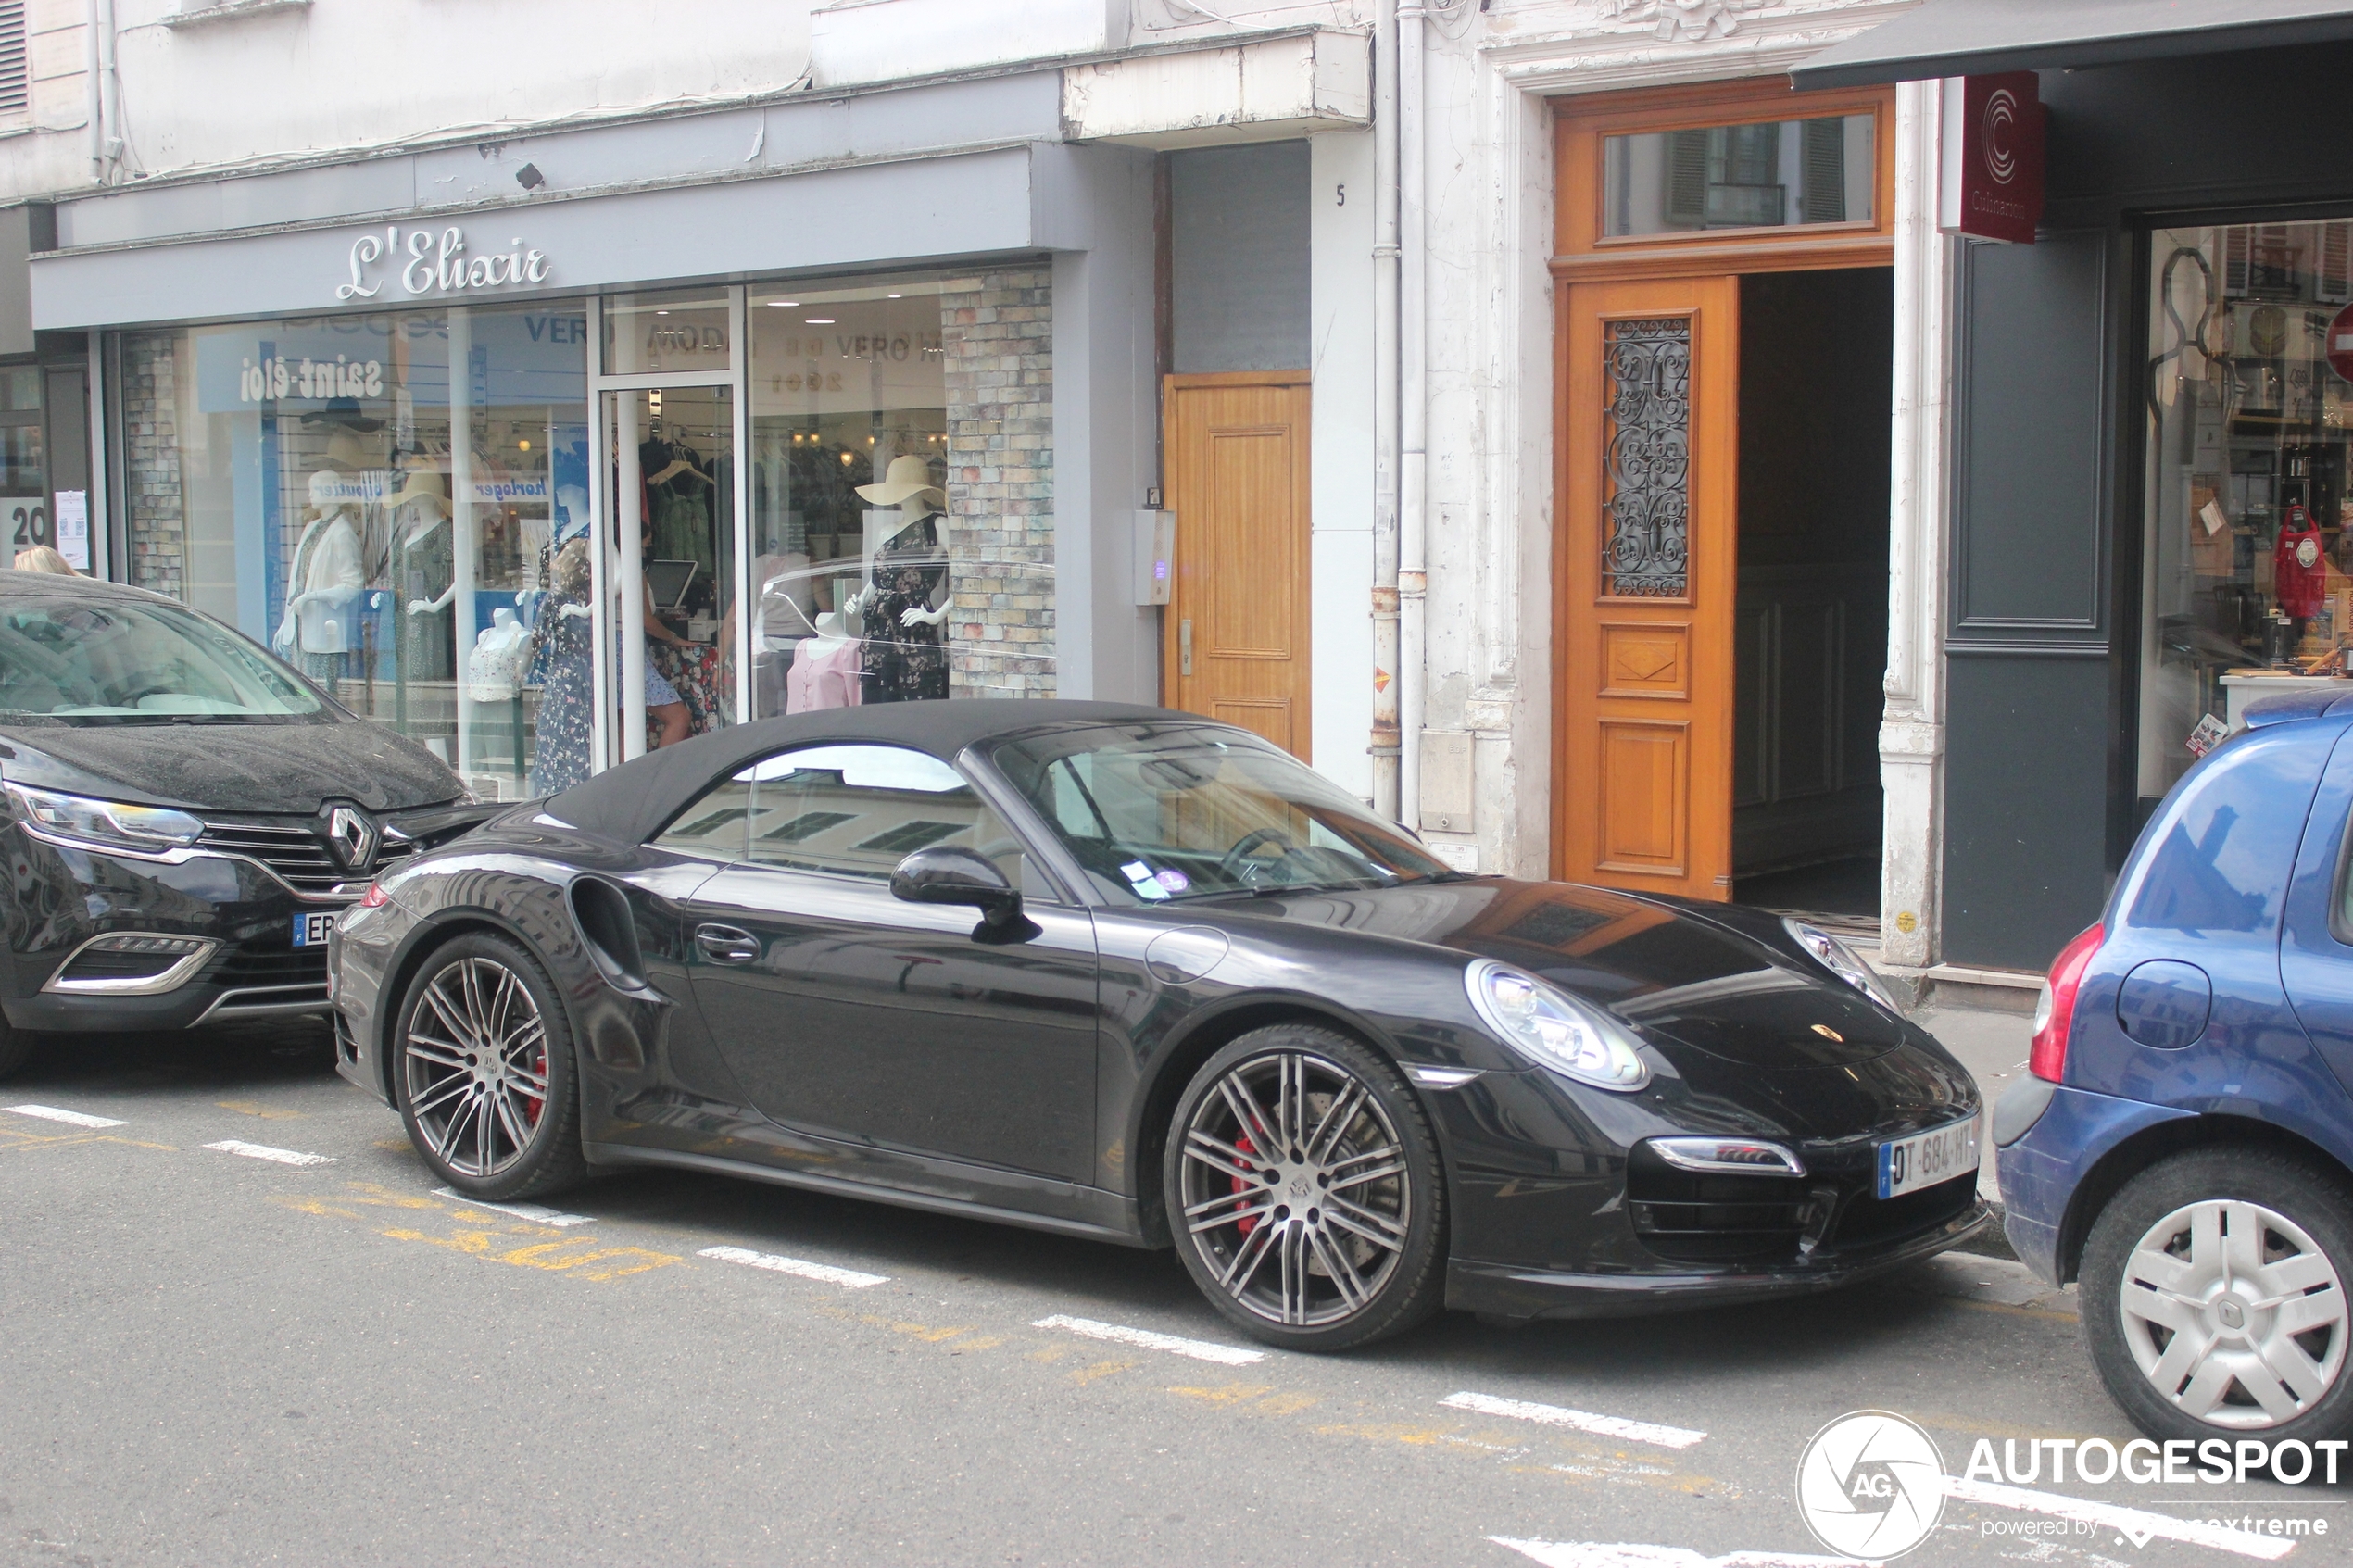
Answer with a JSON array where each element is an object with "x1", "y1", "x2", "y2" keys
[{"x1": 195, "y1": 813, "x2": 413, "y2": 897}]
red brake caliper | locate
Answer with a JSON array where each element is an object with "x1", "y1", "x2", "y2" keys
[
  {"x1": 522, "y1": 1043, "x2": 547, "y2": 1125},
  {"x1": 1232, "y1": 1134, "x2": 1261, "y2": 1234}
]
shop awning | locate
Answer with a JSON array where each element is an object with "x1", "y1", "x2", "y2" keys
[{"x1": 1790, "y1": 0, "x2": 2353, "y2": 91}]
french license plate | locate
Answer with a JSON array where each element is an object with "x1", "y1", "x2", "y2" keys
[
  {"x1": 1877, "y1": 1117, "x2": 1980, "y2": 1199},
  {"x1": 292, "y1": 910, "x2": 337, "y2": 947}
]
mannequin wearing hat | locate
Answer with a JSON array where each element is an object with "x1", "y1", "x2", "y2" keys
[
  {"x1": 844, "y1": 453, "x2": 950, "y2": 704},
  {"x1": 273, "y1": 469, "x2": 365, "y2": 684},
  {"x1": 390, "y1": 469, "x2": 457, "y2": 683}
]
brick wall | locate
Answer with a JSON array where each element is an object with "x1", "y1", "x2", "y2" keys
[
  {"x1": 940, "y1": 269, "x2": 1054, "y2": 697},
  {"x1": 120, "y1": 332, "x2": 186, "y2": 599}
]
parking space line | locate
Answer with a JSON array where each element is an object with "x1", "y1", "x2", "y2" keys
[
  {"x1": 1031, "y1": 1314, "x2": 1265, "y2": 1366},
  {"x1": 203, "y1": 1139, "x2": 333, "y2": 1167},
  {"x1": 1440, "y1": 1391, "x2": 1706, "y2": 1450},
  {"x1": 433, "y1": 1189, "x2": 595, "y2": 1226},
  {"x1": 697, "y1": 1245, "x2": 888, "y2": 1288},
  {"x1": 1490, "y1": 1539, "x2": 1854, "y2": 1568},
  {"x1": 1943, "y1": 1475, "x2": 2295, "y2": 1561},
  {"x1": 5, "y1": 1104, "x2": 127, "y2": 1129}
]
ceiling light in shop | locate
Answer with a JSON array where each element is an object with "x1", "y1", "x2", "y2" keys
[
  {"x1": 887, "y1": 294, "x2": 901, "y2": 299},
  {"x1": 804, "y1": 318, "x2": 835, "y2": 325},
  {"x1": 769, "y1": 301, "x2": 799, "y2": 307}
]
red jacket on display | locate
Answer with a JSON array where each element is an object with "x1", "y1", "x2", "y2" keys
[{"x1": 2276, "y1": 506, "x2": 2329, "y2": 620}]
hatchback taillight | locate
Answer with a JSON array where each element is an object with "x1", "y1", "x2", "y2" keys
[{"x1": 2029, "y1": 922, "x2": 2104, "y2": 1083}]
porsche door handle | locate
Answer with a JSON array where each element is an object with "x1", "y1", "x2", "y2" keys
[{"x1": 694, "y1": 924, "x2": 760, "y2": 964}]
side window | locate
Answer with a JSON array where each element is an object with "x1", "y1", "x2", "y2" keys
[
  {"x1": 736, "y1": 744, "x2": 1038, "y2": 892},
  {"x1": 650, "y1": 772, "x2": 755, "y2": 862}
]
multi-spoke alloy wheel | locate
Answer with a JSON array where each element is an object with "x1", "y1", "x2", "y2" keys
[
  {"x1": 1166, "y1": 1025, "x2": 1444, "y2": 1349},
  {"x1": 396, "y1": 933, "x2": 585, "y2": 1199},
  {"x1": 2084, "y1": 1149, "x2": 2353, "y2": 1443}
]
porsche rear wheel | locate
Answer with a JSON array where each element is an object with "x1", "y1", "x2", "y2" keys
[
  {"x1": 395, "y1": 932, "x2": 585, "y2": 1201},
  {"x1": 1165, "y1": 1025, "x2": 1445, "y2": 1351}
]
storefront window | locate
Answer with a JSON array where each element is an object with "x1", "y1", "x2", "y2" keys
[
  {"x1": 2140, "y1": 218, "x2": 2353, "y2": 797},
  {"x1": 118, "y1": 304, "x2": 590, "y2": 799},
  {"x1": 745, "y1": 271, "x2": 1052, "y2": 716},
  {"x1": 0, "y1": 364, "x2": 45, "y2": 559},
  {"x1": 1603, "y1": 113, "x2": 1874, "y2": 236}
]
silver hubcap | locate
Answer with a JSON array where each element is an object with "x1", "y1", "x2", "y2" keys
[
  {"x1": 1178, "y1": 1050, "x2": 1410, "y2": 1329},
  {"x1": 2120, "y1": 1198, "x2": 2348, "y2": 1429},
  {"x1": 402, "y1": 956, "x2": 549, "y2": 1179}
]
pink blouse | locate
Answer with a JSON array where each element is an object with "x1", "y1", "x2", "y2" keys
[{"x1": 786, "y1": 637, "x2": 862, "y2": 713}]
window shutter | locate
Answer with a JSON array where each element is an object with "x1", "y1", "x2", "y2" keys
[
  {"x1": 0, "y1": 3, "x2": 27, "y2": 119},
  {"x1": 1664, "y1": 130, "x2": 1709, "y2": 228},
  {"x1": 1801, "y1": 118, "x2": 1846, "y2": 224}
]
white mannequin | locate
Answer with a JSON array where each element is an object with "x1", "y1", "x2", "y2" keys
[
  {"x1": 844, "y1": 455, "x2": 951, "y2": 630},
  {"x1": 273, "y1": 470, "x2": 364, "y2": 656},
  {"x1": 392, "y1": 472, "x2": 455, "y2": 618},
  {"x1": 807, "y1": 608, "x2": 850, "y2": 649},
  {"x1": 844, "y1": 503, "x2": 950, "y2": 629}
]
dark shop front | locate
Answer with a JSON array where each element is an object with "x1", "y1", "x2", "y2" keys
[{"x1": 1801, "y1": 1, "x2": 2353, "y2": 972}]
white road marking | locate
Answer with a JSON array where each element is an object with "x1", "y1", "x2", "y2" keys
[
  {"x1": 697, "y1": 1245, "x2": 887, "y2": 1289},
  {"x1": 1943, "y1": 1475, "x2": 2296, "y2": 1561},
  {"x1": 1030, "y1": 1314, "x2": 1265, "y2": 1366},
  {"x1": 1441, "y1": 1391, "x2": 1707, "y2": 1450},
  {"x1": 433, "y1": 1189, "x2": 594, "y2": 1227},
  {"x1": 4, "y1": 1103, "x2": 125, "y2": 1129},
  {"x1": 1491, "y1": 1541, "x2": 1860, "y2": 1568},
  {"x1": 203, "y1": 1139, "x2": 333, "y2": 1167}
]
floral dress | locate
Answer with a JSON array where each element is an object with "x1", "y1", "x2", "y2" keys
[
  {"x1": 526, "y1": 593, "x2": 594, "y2": 795},
  {"x1": 859, "y1": 512, "x2": 949, "y2": 704}
]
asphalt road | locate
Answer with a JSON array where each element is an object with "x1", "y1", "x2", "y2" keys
[{"x1": 1, "y1": 1020, "x2": 2344, "y2": 1568}]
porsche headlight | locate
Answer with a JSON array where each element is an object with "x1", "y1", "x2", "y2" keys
[
  {"x1": 1464, "y1": 960, "x2": 1650, "y2": 1091},
  {"x1": 1781, "y1": 917, "x2": 1903, "y2": 1014},
  {"x1": 5, "y1": 783, "x2": 203, "y2": 852}
]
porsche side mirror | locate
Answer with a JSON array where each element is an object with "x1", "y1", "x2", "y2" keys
[{"x1": 890, "y1": 846, "x2": 1020, "y2": 924}]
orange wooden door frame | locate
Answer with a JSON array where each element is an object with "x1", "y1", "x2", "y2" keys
[
  {"x1": 1162, "y1": 370, "x2": 1314, "y2": 759},
  {"x1": 1554, "y1": 276, "x2": 1739, "y2": 898}
]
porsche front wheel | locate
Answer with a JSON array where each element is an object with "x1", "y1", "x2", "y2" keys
[
  {"x1": 1164, "y1": 1025, "x2": 1445, "y2": 1351},
  {"x1": 395, "y1": 932, "x2": 585, "y2": 1201}
]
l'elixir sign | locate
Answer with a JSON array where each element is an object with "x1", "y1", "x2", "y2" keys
[{"x1": 1938, "y1": 72, "x2": 2045, "y2": 245}]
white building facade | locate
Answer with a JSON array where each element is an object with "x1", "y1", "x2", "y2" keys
[{"x1": 0, "y1": 0, "x2": 1965, "y2": 968}]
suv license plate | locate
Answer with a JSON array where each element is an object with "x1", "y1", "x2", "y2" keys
[
  {"x1": 1877, "y1": 1118, "x2": 1980, "y2": 1200},
  {"x1": 292, "y1": 911, "x2": 337, "y2": 947}
]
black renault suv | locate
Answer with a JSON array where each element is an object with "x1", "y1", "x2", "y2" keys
[{"x1": 0, "y1": 570, "x2": 490, "y2": 1077}]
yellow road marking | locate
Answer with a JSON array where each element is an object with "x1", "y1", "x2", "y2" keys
[
  {"x1": 1066, "y1": 1360, "x2": 1132, "y2": 1386},
  {"x1": 215, "y1": 1099, "x2": 303, "y2": 1121},
  {"x1": 1169, "y1": 1382, "x2": 1277, "y2": 1405}
]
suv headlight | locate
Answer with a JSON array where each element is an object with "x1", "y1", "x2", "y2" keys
[
  {"x1": 1781, "y1": 917, "x2": 1903, "y2": 1014},
  {"x1": 5, "y1": 783, "x2": 203, "y2": 852},
  {"x1": 1464, "y1": 959, "x2": 1651, "y2": 1091}
]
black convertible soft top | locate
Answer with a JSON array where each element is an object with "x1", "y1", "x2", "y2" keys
[{"x1": 544, "y1": 698, "x2": 1206, "y2": 845}]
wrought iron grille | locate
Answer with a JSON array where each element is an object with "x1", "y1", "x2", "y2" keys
[{"x1": 1601, "y1": 317, "x2": 1692, "y2": 598}]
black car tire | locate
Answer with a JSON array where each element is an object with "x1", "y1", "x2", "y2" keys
[
  {"x1": 393, "y1": 931, "x2": 586, "y2": 1201},
  {"x1": 0, "y1": 1014, "x2": 29, "y2": 1082},
  {"x1": 2082, "y1": 1147, "x2": 2353, "y2": 1445},
  {"x1": 1164, "y1": 1023, "x2": 1446, "y2": 1352}
]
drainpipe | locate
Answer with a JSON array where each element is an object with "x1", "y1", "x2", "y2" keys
[
  {"x1": 91, "y1": 0, "x2": 119, "y2": 183},
  {"x1": 1397, "y1": 0, "x2": 1428, "y2": 833},
  {"x1": 1369, "y1": 0, "x2": 1401, "y2": 820}
]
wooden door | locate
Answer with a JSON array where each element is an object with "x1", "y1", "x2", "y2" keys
[
  {"x1": 1163, "y1": 372, "x2": 1313, "y2": 758},
  {"x1": 1556, "y1": 276, "x2": 1739, "y2": 899}
]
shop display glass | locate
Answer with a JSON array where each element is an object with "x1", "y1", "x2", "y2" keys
[
  {"x1": 0, "y1": 366, "x2": 47, "y2": 560},
  {"x1": 746, "y1": 274, "x2": 977, "y2": 718},
  {"x1": 2139, "y1": 218, "x2": 2353, "y2": 796},
  {"x1": 118, "y1": 304, "x2": 590, "y2": 799}
]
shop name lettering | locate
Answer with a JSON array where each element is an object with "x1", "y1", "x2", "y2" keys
[
  {"x1": 337, "y1": 225, "x2": 552, "y2": 302},
  {"x1": 242, "y1": 354, "x2": 382, "y2": 403}
]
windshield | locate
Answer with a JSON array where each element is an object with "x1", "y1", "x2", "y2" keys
[
  {"x1": 989, "y1": 723, "x2": 1455, "y2": 903},
  {"x1": 0, "y1": 593, "x2": 324, "y2": 723}
]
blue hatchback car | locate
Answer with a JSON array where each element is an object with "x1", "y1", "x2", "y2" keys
[{"x1": 1999, "y1": 690, "x2": 2353, "y2": 1444}]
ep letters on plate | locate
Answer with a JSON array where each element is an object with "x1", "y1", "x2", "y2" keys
[
  {"x1": 1878, "y1": 1118, "x2": 1979, "y2": 1199},
  {"x1": 292, "y1": 911, "x2": 337, "y2": 947}
]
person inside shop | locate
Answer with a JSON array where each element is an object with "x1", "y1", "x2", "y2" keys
[
  {"x1": 639, "y1": 514, "x2": 700, "y2": 747},
  {"x1": 844, "y1": 454, "x2": 950, "y2": 704}
]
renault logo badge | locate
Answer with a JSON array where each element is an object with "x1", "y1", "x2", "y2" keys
[{"x1": 327, "y1": 806, "x2": 378, "y2": 872}]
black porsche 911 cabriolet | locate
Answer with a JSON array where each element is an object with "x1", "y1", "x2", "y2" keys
[{"x1": 331, "y1": 700, "x2": 1986, "y2": 1350}]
